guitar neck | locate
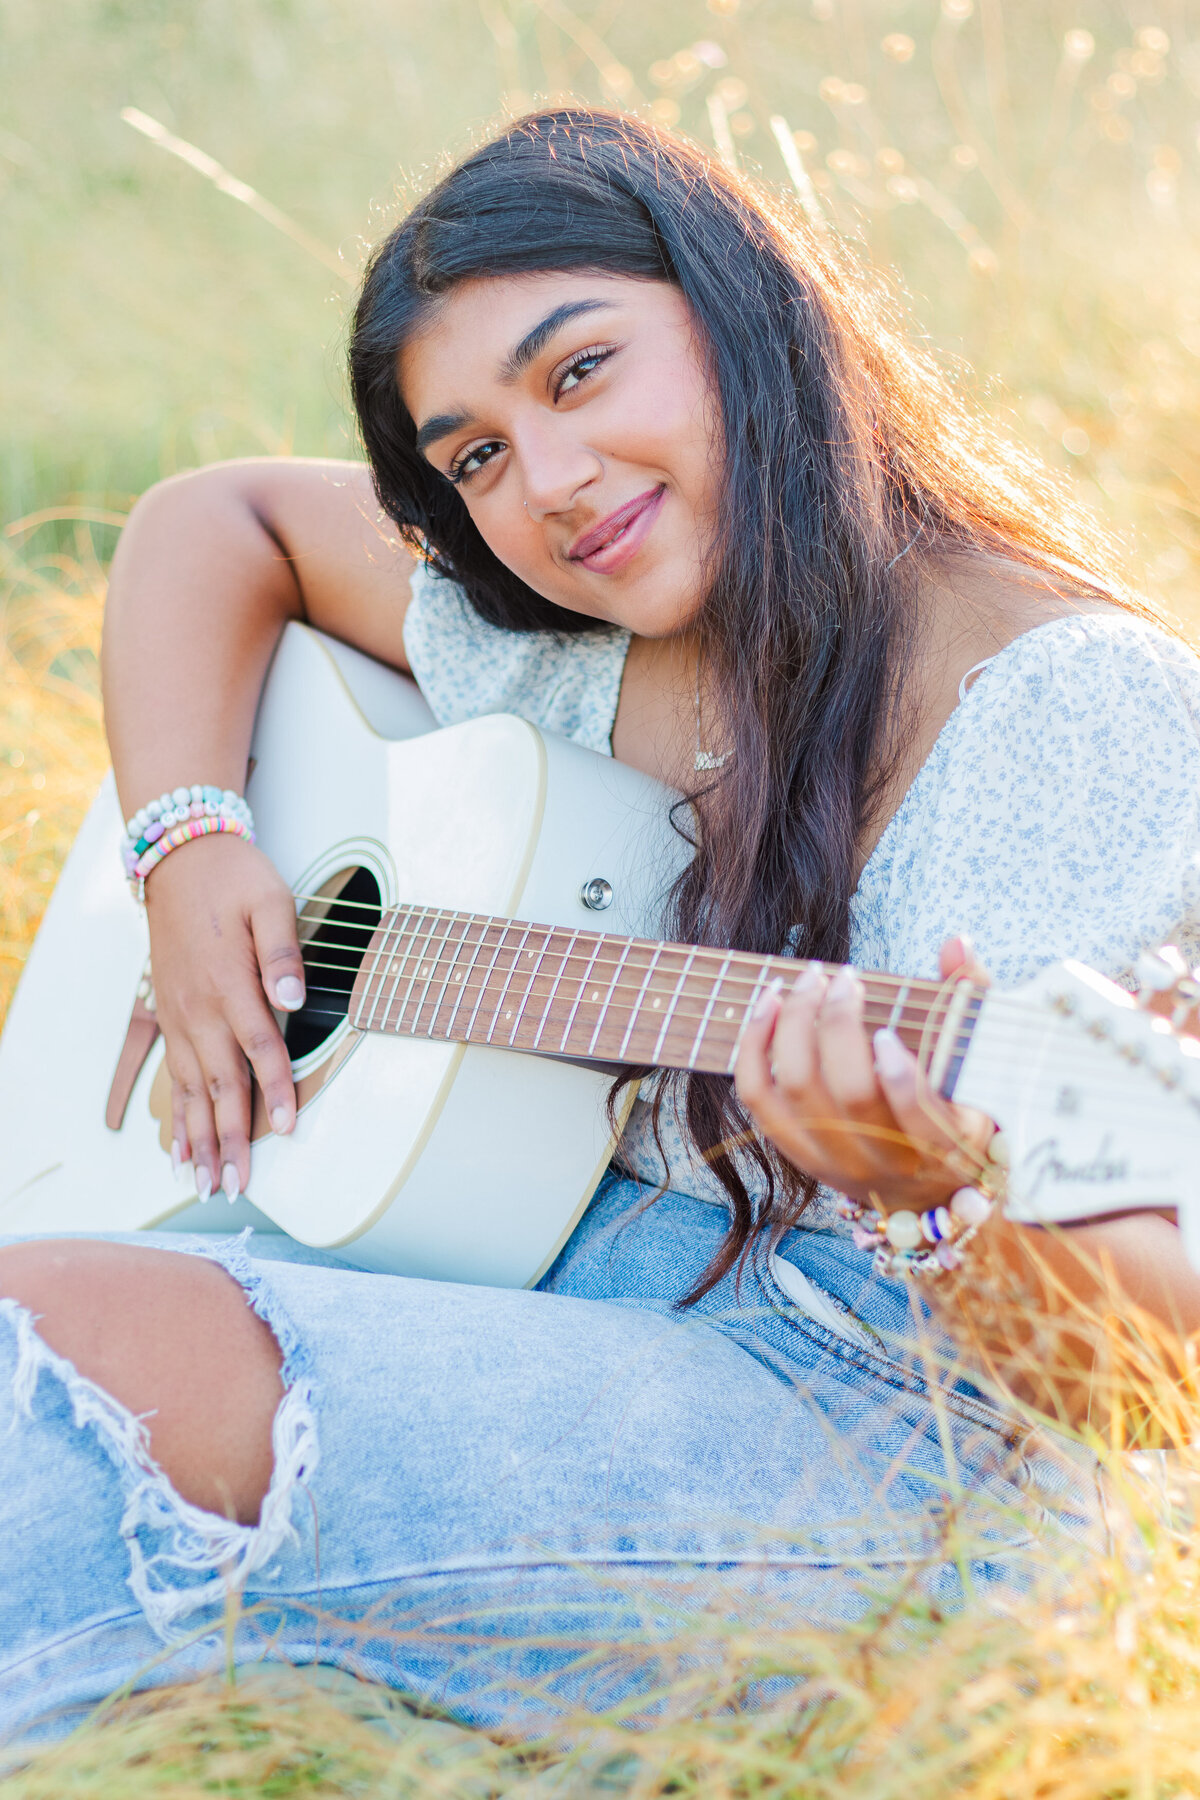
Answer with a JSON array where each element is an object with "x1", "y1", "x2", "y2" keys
[{"x1": 346, "y1": 905, "x2": 984, "y2": 1088}]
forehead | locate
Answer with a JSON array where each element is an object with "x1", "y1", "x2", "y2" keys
[{"x1": 396, "y1": 271, "x2": 680, "y2": 415}]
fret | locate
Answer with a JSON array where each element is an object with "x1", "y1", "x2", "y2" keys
[
  {"x1": 426, "y1": 913, "x2": 476, "y2": 1037},
  {"x1": 505, "y1": 927, "x2": 555, "y2": 1047},
  {"x1": 415, "y1": 912, "x2": 470, "y2": 1037},
  {"x1": 441, "y1": 914, "x2": 490, "y2": 1038},
  {"x1": 397, "y1": 910, "x2": 446, "y2": 1035},
  {"x1": 531, "y1": 927, "x2": 582, "y2": 1049},
  {"x1": 462, "y1": 919, "x2": 511, "y2": 1040},
  {"x1": 350, "y1": 903, "x2": 396, "y2": 1030},
  {"x1": 484, "y1": 922, "x2": 536, "y2": 1044},
  {"x1": 614, "y1": 943, "x2": 661, "y2": 1059},
  {"x1": 391, "y1": 910, "x2": 446, "y2": 1034},
  {"x1": 373, "y1": 905, "x2": 430, "y2": 1032},
  {"x1": 557, "y1": 931, "x2": 606, "y2": 1053},
  {"x1": 929, "y1": 979, "x2": 975, "y2": 1094},
  {"x1": 685, "y1": 949, "x2": 735, "y2": 1069},
  {"x1": 357, "y1": 903, "x2": 410, "y2": 1030},
  {"x1": 885, "y1": 981, "x2": 910, "y2": 1033},
  {"x1": 588, "y1": 938, "x2": 634, "y2": 1057},
  {"x1": 724, "y1": 958, "x2": 775, "y2": 1073},
  {"x1": 651, "y1": 948, "x2": 698, "y2": 1064}
]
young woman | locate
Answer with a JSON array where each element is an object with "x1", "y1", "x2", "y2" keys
[{"x1": 4, "y1": 109, "x2": 1200, "y2": 1747}]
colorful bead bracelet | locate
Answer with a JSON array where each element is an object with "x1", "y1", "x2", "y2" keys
[
  {"x1": 837, "y1": 1163, "x2": 1002, "y2": 1282},
  {"x1": 123, "y1": 784, "x2": 252, "y2": 845},
  {"x1": 120, "y1": 784, "x2": 256, "y2": 901}
]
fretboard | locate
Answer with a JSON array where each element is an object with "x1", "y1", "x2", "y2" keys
[{"x1": 346, "y1": 905, "x2": 984, "y2": 1090}]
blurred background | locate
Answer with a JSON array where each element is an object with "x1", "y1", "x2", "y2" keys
[{"x1": 2, "y1": 0, "x2": 1200, "y2": 1002}]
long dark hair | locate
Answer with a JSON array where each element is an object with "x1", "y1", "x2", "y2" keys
[{"x1": 349, "y1": 107, "x2": 1132, "y2": 1299}]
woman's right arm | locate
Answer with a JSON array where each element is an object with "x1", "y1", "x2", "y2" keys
[{"x1": 102, "y1": 457, "x2": 417, "y2": 1203}]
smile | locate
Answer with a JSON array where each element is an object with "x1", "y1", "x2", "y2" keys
[{"x1": 566, "y1": 484, "x2": 666, "y2": 574}]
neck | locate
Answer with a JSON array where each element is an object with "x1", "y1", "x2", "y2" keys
[{"x1": 347, "y1": 904, "x2": 982, "y2": 1090}]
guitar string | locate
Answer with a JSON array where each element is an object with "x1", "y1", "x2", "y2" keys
[
  {"x1": 287, "y1": 903, "x2": 993, "y2": 1035},
  {"x1": 274, "y1": 967, "x2": 1196, "y2": 1102},
  {"x1": 283, "y1": 902, "x2": 1194, "y2": 1066},
  {"x1": 290, "y1": 937, "x2": 977, "y2": 1031},
  {"x1": 291, "y1": 952, "x2": 1168, "y2": 1055},
  {"x1": 290, "y1": 902, "x2": 967, "y2": 1004},
  {"x1": 289, "y1": 960, "x2": 972, "y2": 1030}
]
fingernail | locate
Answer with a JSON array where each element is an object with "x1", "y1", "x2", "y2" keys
[
  {"x1": 196, "y1": 1166, "x2": 212, "y2": 1204},
  {"x1": 271, "y1": 1105, "x2": 291, "y2": 1136},
  {"x1": 873, "y1": 1027, "x2": 909, "y2": 1079},
  {"x1": 751, "y1": 975, "x2": 785, "y2": 1019},
  {"x1": 793, "y1": 966, "x2": 824, "y2": 995},
  {"x1": 827, "y1": 966, "x2": 860, "y2": 1002},
  {"x1": 171, "y1": 1138, "x2": 182, "y2": 1177},
  {"x1": 222, "y1": 1163, "x2": 240, "y2": 1205},
  {"x1": 274, "y1": 975, "x2": 305, "y2": 1011}
]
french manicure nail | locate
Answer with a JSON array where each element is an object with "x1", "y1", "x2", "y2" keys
[
  {"x1": 222, "y1": 1163, "x2": 240, "y2": 1205},
  {"x1": 274, "y1": 975, "x2": 305, "y2": 1011},
  {"x1": 827, "y1": 966, "x2": 860, "y2": 1001},
  {"x1": 196, "y1": 1166, "x2": 212, "y2": 1204},
  {"x1": 171, "y1": 1138, "x2": 182, "y2": 1177},
  {"x1": 751, "y1": 975, "x2": 785, "y2": 1019},
  {"x1": 793, "y1": 966, "x2": 824, "y2": 995},
  {"x1": 271, "y1": 1106, "x2": 291, "y2": 1136},
  {"x1": 873, "y1": 1027, "x2": 909, "y2": 1078}
]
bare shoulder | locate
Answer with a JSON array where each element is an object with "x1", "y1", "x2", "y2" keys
[{"x1": 927, "y1": 547, "x2": 1127, "y2": 655}]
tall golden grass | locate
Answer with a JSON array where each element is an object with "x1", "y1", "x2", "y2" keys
[{"x1": 9, "y1": 0, "x2": 1200, "y2": 1792}]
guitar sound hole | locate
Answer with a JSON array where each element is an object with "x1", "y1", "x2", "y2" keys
[{"x1": 284, "y1": 866, "x2": 382, "y2": 1063}]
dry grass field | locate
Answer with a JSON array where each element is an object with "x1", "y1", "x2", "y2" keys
[{"x1": 7, "y1": 0, "x2": 1200, "y2": 1791}]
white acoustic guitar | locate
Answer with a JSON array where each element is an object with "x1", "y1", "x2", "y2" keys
[{"x1": 3, "y1": 620, "x2": 1200, "y2": 1287}]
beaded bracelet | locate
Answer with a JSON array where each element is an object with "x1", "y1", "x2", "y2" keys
[
  {"x1": 123, "y1": 783, "x2": 252, "y2": 847},
  {"x1": 838, "y1": 1185, "x2": 995, "y2": 1280},
  {"x1": 120, "y1": 784, "x2": 256, "y2": 901}
]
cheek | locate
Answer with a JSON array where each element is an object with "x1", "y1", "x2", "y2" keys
[{"x1": 618, "y1": 364, "x2": 713, "y2": 489}]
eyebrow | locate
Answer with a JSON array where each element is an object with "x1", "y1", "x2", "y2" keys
[
  {"x1": 414, "y1": 408, "x2": 474, "y2": 455},
  {"x1": 498, "y1": 297, "x2": 612, "y2": 383},
  {"x1": 412, "y1": 297, "x2": 615, "y2": 459}
]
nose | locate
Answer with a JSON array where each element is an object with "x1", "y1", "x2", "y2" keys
[{"x1": 517, "y1": 415, "x2": 602, "y2": 521}]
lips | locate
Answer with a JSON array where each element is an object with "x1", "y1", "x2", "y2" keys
[{"x1": 567, "y1": 484, "x2": 666, "y2": 571}]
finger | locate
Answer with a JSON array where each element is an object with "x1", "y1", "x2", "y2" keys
[
  {"x1": 938, "y1": 934, "x2": 992, "y2": 989},
  {"x1": 765, "y1": 967, "x2": 827, "y2": 1099},
  {"x1": 814, "y1": 968, "x2": 883, "y2": 1118},
  {"x1": 872, "y1": 1028, "x2": 990, "y2": 1173},
  {"x1": 170, "y1": 1084, "x2": 191, "y2": 1179},
  {"x1": 228, "y1": 994, "x2": 298, "y2": 1141},
  {"x1": 735, "y1": 1005, "x2": 836, "y2": 1184},
  {"x1": 167, "y1": 1038, "x2": 220, "y2": 1204},
  {"x1": 250, "y1": 890, "x2": 306, "y2": 1014},
  {"x1": 733, "y1": 976, "x2": 784, "y2": 1111},
  {"x1": 192, "y1": 1026, "x2": 254, "y2": 1204}
]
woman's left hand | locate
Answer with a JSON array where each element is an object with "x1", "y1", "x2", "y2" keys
[{"x1": 734, "y1": 936, "x2": 996, "y2": 1215}]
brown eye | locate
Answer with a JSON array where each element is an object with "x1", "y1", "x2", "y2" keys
[
  {"x1": 554, "y1": 346, "x2": 613, "y2": 399},
  {"x1": 448, "y1": 440, "x2": 503, "y2": 484}
]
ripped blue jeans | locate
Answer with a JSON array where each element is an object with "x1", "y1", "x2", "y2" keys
[{"x1": 0, "y1": 1174, "x2": 1097, "y2": 1751}]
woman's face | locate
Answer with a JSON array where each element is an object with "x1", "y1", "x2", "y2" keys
[{"x1": 397, "y1": 272, "x2": 721, "y2": 638}]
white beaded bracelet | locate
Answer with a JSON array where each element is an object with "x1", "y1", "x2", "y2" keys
[{"x1": 120, "y1": 784, "x2": 255, "y2": 899}]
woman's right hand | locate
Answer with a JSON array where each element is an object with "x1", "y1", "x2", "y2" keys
[{"x1": 144, "y1": 838, "x2": 307, "y2": 1204}]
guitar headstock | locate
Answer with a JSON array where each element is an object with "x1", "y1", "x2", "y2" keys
[{"x1": 952, "y1": 953, "x2": 1200, "y2": 1271}]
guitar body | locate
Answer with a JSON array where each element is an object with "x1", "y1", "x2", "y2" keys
[{"x1": 0, "y1": 624, "x2": 687, "y2": 1286}]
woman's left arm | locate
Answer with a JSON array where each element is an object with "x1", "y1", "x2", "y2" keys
[{"x1": 734, "y1": 939, "x2": 1200, "y2": 1431}]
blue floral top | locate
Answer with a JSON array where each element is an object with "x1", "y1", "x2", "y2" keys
[{"x1": 405, "y1": 561, "x2": 1200, "y2": 1228}]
